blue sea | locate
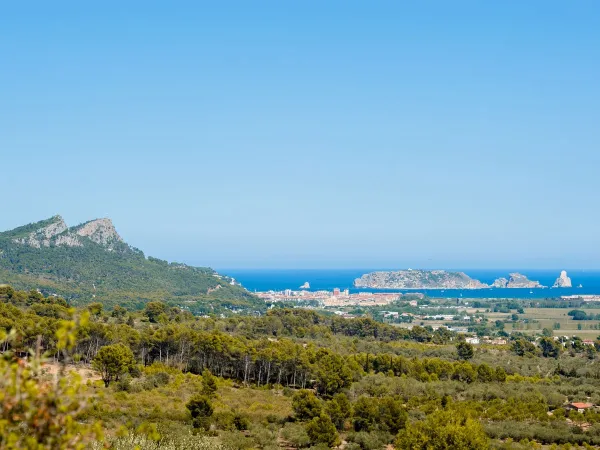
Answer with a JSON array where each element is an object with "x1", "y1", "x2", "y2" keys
[{"x1": 221, "y1": 269, "x2": 600, "y2": 299}]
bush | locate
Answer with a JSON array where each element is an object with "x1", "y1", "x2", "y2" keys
[
  {"x1": 395, "y1": 411, "x2": 489, "y2": 449},
  {"x1": 115, "y1": 374, "x2": 132, "y2": 392},
  {"x1": 186, "y1": 395, "x2": 214, "y2": 430},
  {"x1": 281, "y1": 423, "x2": 311, "y2": 448},
  {"x1": 142, "y1": 371, "x2": 171, "y2": 390},
  {"x1": 346, "y1": 431, "x2": 392, "y2": 450},
  {"x1": 305, "y1": 414, "x2": 340, "y2": 447},
  {"x1": 292, "y1": 390, "x2": 322, "y2": 421},
  {"x1": 233, "y1": 412, "x2": 251, "y2": 431}
]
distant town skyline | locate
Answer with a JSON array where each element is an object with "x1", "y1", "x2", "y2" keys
[{"x1": 2, "y1": 1, "x2": 600, "y2": 269}]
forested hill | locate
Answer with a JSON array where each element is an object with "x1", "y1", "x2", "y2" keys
[{"x1": 0, "y1": 215, "x2": 261, "y2": 313}]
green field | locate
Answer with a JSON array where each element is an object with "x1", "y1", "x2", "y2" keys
[{"x1": 479, "y1": 307, "x2": 600, "y2": 339}]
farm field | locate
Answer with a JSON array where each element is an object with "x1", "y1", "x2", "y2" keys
[
  {"x1": 395, "y1": 305, "x2": 600, "y2": 340},
  {"x1": 478, "y1": 308, "x2": 600, "y2": 339}
]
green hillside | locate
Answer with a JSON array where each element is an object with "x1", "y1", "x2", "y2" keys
[{"x1": 0, "y1": 216, "x2": 262, "y2": 314}]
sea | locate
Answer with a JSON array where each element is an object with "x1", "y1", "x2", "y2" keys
[{"x1": 220, "y1": 269, "x2": 600, "y2": 300}]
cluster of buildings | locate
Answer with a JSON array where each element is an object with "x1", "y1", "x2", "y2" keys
[
  {"x1": 255, "y1": 289, "x2": 412, "y2": 307},
  {"x1": 561, "y1": 295, "x2": 600, "y2": 302}
]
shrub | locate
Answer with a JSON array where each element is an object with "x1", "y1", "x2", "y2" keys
[
  {"x1": 281, "y1": 423, "x2": 311, "y2": 447},
  {"x1": 186, "y1": 395, "x2": 214, "y2": 430},
  {"x1": 292, "y1": 390, "x2": 322, "y2": 421},
  {"x1": 305, "y1": 414, "x2": 340, "y2": 447}
]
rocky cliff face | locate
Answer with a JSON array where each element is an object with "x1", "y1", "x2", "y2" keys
[
  {"x1": 74, "y1": 218, "x2": 123, "y2": 246},
  {"x1": 553, "y1": 270, "x2": 572, "y2": 288},
  {"x1": 12, "y1": 215, "x2": 69, "y2": 248},
  {"x1": 354, "y1": 270, "x2": 489, "y2": 289},
  {"x1": 10, "y1": 216, "x2": 123, "y2": 250},
  {"x1": 492, "y1": 277, "x2": 509, "y2": 288},
  {"x1": 492, "y1": 273, "x2": 544, "y2": 288}
]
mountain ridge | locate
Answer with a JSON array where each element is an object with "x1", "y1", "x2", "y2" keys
[{"x1": 0, "y1": 216, "x2": 262, "y2": 314}]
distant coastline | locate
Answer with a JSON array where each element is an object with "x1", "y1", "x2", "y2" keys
[
  {"x1": 354, "y1": 269, "x2": 550, "y2": 290},
  {"x1": 223, "y1": 269, "x2": 600, "y2": 300}
]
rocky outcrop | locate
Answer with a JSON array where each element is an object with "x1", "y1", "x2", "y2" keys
[
  {"x1": 12, "y1": 215, "x2": 68, "y2": 248},
  {"x1": 54, "y1": 234, "x2": 83, "y2": 247},
  {"x1": 10, "y1": 216, "x2": 123, "y2": 250},
  {"x1": 493, "y1": 273, "x2": 545, "y2": 288},
  {"x1": 354, "y1": 270, "x2": 489, "y2": 289},
  {"x1": 553, "y1": 270, "x2": 572, "y2": 288},
  {"x1": 74, "y1": 219, "x2": 123, "y2": 246},
  {"x1": 300, "y1": 282, "x2": 310, "y2": 289},
  {"x1": 492, "y1": 277, "x2": 509, "y2": 288}
]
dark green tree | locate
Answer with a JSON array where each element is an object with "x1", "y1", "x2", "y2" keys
[
  {"x1": 186, "y1": 395, "x2": 214, "y2": 430},
  {"x1": 92, "y1": 343, "x2": 134, "y2": 387},
  {"x1": 305, "y1": 413, "x2": 340, "y2": 447},
  {"x1": 144, "y1": 301, "x2": 167, "y2": 323},
  {"x1": 292, "y1": 390, "x2": 322, "y2": 421},
  {"x1": 324, "y1": 393, "x2": 352, "y2": 430},
  {"x1": 201, "y1": 369, "x2": 218, "y2": 397},
  {"x1": 539, "y1": 337, "x2": 561, "y2": 358},
  {"x1": 456, "y1": 342, "x2": 474, "y2": 360},
  {"x1": 476, "y1": 363, "x2": 494, "y2": 382}
]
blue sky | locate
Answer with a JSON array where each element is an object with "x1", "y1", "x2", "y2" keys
[{"x1": 1, "y1": 1, "x2": 599, "y2": 269}]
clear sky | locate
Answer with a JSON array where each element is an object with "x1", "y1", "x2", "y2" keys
[{"x1": 1, "y1": 1, "x2": 599, "y2": 269}]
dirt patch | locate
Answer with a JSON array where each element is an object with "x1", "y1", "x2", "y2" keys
[{"x1": 40, "y1": 362, "x2": 101, "y2": 383}]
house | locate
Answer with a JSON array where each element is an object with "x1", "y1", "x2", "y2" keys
[
  {"x1": 583, "y1": 339, "x2": 595, "y2": 346},
  {"x1": 566, "y1": 402, "x2": 595, "y2": 413},
  {"x1": 465, "y1": 337, "x2": 480, "y2": 345}
]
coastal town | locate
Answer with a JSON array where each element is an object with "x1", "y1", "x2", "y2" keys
[{"x1": 255, "y1": 288, "x2": 422, "y2": 307}]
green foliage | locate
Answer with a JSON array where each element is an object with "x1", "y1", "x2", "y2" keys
[
  {"x1": 305, "y1": 413, "x2": 340, "y2": 447},
  {"x1": 0, "y1": 218, "x2": 262, "y2": 314},
  {"x1": 346, "y1": 431, "x2": 392, "y2": 450},
  {"x1": 313, "y1": 348, "x2": 353, "y2": 396},
  {"x1": 395, "y1": 410, "x2": 489, "y2": 449},
  {"x1": 292, "y1": 390, "x2": 322, "y2": 421},
  {"x1": 352, "y1": 396, "x2": 407, "y2": 434},
  {"x1": 281, "y1": 423, "x2": 311, "y2": 447},
  {"x1": 186, "y1": 395, "x2": 214, "y2": 430},
  {"x1": 201, "y1": 369, "x2": 218, "y2": 397},
  {"x1": 92, "y1": 343, "x2": 135, "y2": 387},
  {"x1": 6, "y1": 285, "x2": 600, "y2": 448},
  {"x1": 511, "y1": 339, "x2": 538, "y2": 357},
  {"x1": 539, "y1": 337, "x2": 561, "y2": 358},
  {"x1": 0, "y1": 321, "x2": 101, "y2": 449},
  {"x1": 325, "y1": 393, "x2": 352, "y2": 430},
  {"x1": 456, "y1": 342, "x2": 474, "y2": 360}
]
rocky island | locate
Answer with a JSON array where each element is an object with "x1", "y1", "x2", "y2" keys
[
  {"x1": 354, "y1": 270, "x2": 489, "y2": 289},
  {"x1": 492, "y1": 273, "x2": 545, "y2": 288},
  {"x1": 553, "y1": 270, "x2": 572, "y2": 288}
]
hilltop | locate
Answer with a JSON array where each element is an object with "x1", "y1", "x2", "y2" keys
[{"x1": 0, "y1": 215, "x2": 262, "y2": 313}]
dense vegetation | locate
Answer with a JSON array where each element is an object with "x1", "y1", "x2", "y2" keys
[
  {"x1": 0, "y1": 217, "x2": 262, "y2": 314},
  {"x1": 5, "y1": 286, "x2": 600, "y2": 448}
]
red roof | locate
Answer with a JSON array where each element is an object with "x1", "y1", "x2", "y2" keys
[{"x1": 571, "y1": 402, "x2": 594, "y2": 409}]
